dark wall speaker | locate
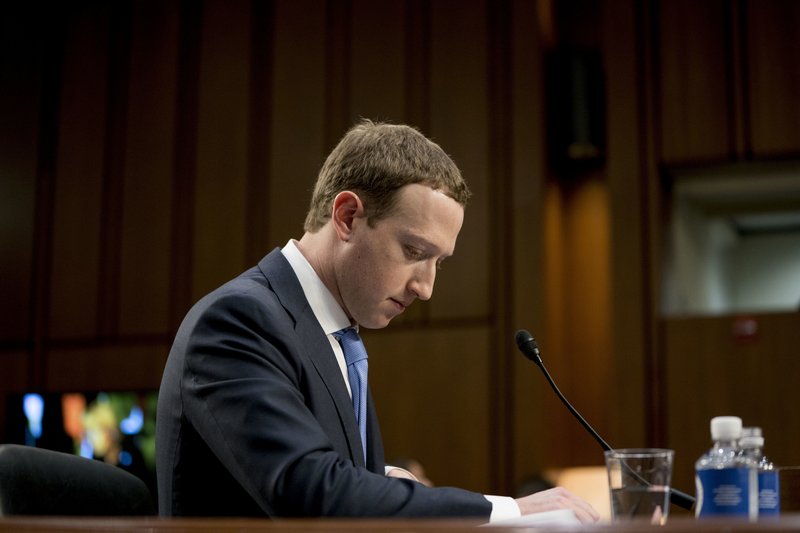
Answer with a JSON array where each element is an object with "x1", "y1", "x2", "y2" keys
[{"x1": 545, "y1": 47, "x2": 606, "y2": 174}]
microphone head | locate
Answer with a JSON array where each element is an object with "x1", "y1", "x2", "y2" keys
[{"x1": 515, "y1": 329, "x2": 542, "y2": 366}]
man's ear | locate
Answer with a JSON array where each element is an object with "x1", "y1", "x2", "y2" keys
[{"x1": 331, "y1": 191, "x2": 365, "y2": 241}]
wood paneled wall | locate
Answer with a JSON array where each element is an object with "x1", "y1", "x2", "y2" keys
[
  {"x1": 648, "y1": 0, "x2": 800, "y2": 501},
  {"x1": 2, "y1": 0, "x2": 799, "y2": 502},
  {"x1": 0, "y1": 0, "x2": 554, "y2": 495},
  {"x1": 665, "y1": 313, "x2": 800, "y2": 495},
  {"x1": 657, "y1": 0, "x2": 800, "y2": 163}
]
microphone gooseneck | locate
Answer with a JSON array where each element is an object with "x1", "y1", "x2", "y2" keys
[
  {"x1": 514, "y1": 329, "x2": 696, "y2": 511},
  {"x1": 514, "y1": 329, "x2": 611, "y2": 451}
]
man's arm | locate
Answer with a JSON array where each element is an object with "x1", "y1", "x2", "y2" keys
[{"x1": 177, "y1": 290, "x2": 492, "y2": 518}]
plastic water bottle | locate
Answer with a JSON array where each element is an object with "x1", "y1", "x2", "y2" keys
[
  {"x1": 740, "y1": 427, "x2": 780, "y2": 517},
  {"x1": 695, "y1": 416, "x2": 757, "y2": 520}
]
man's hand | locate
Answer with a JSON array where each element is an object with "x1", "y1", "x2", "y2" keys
[{"x1": 515, "y1": 487, "x2": 600, "y2": 524}]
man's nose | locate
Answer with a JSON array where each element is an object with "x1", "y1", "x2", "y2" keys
[{"x1": 409, "y1": 263, "x2": 436, "y2": 301}]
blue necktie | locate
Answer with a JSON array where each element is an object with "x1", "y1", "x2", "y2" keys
[{"x1": 333, "y1": 327, "x2": 368, "y2": 462}]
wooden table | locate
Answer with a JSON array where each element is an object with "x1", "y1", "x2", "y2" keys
[{"x1": 2, "y1": 515, "x2": 800, "y2": 533}]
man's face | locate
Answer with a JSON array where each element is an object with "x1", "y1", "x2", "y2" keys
[{"x1": 335, "y1": 183, "x2": 464, "y2": 329}]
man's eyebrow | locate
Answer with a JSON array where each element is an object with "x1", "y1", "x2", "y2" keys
[
  {"x1": 405, "y1": 231, "x2": 450, "y2": 251},
  {"x1": 404, "y1": 233, "x2": 453, "y2": 258}
]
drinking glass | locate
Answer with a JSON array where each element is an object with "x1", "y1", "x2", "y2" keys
[{"x1": 605, "y1": 448, "x2": 674, "y2": 525}]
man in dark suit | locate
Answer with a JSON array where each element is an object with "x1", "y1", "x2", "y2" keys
[{"x1": 156, "y1": 120, "x2": 599, "y2": 522}]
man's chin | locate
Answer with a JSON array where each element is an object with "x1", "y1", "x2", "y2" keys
[
  {"x1": 358, "y1": 314, "x2": 395, "y2": 330},
  {"x1": 360, "y1": 321, "x2": 391, "y2": 330}
]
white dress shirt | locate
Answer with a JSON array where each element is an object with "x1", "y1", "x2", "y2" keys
[{"x1": 281, "y1": 240, "x2": 353, "y2": 395}]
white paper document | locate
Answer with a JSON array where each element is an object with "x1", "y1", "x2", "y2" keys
[{"x1": 482, "y1": 508, "x2": 581, "y2": 527}]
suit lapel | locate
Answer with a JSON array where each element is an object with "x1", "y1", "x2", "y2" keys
[
  {"x1": 258, "y1": 250, "x2": 365, "y2": 467},
  {"x1": 364, "y1": 384, "x2": 384, "y2": 473},
  {"x1": 296, "y1": 311, "x2": 366, "y2": 467}
]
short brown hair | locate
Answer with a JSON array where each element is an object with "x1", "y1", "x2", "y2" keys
[{"x1": 303, "y1": 120, "x2": 470, "y2": 232}]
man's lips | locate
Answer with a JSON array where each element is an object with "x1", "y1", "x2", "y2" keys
[{"x1": 390, "y1": 298, "x2": 410, "y2": 311}]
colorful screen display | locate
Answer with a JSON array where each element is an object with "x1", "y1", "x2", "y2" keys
[{"x1": 5, "y1": 391, "x2": 158, "y2": 497}]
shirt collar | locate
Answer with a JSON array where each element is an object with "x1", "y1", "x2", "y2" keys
[{"x1": 281, "y1": 239, "x2": 352, "y2": 335}]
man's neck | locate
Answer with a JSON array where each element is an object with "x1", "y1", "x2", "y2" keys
[{"x1": 295, "y1": 230, "x2": 343, "y2": 311}]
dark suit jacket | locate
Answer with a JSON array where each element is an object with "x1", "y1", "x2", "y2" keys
[{"x1": 156, "y1": 249, "x2": 492, "y2": 518}]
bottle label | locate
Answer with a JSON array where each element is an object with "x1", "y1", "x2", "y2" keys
[
  {"x1": 758, "y1": 470, "x2": 780, "y2": 516},
  {"x1": 695, "y1": 467, "x2": 756, "y2": 518}
]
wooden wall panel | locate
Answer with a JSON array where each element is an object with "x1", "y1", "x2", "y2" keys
[
  {"x1": 403, "y1": 0, "x2": 432, "y2": 132},
  {"x1": 540, "y1": 182, "x2": 572, "y2": 458},
  {"x1": 46, "y1": 344, "x2": 171, "y2": 392},
  {"x1": 95, "y1": 3, "x2": 133, "y2": 338},
  {"x1": 0, "y1": 352, "x2": 29, "y2": 440},
  {"x1": 191, "y1": 0, "x2": 252, "y2": 300},
  {"x1": 119, "y1": 1, "x2": 179, "y2": 337},
  {"x1": 322, "y1": 0, "x2": 351, "y2": 146},
  {"x1": 0, "y1": 352, "x2": 29, "y2": 394},
  {"x1": 485, "y1": 0, "x2": 514, "y2": 492},
  {"x1": 0, "y1": 7, "x2": 42, "y2": 342},
  {"x1": 168, "y1": 0, "x2": 202, "y2": 331},
  {"x1": 746, "y1": 0, "x2": 800, "y2": 156},
  {"x1": 0, "y1": 350, "x2": 30, "y2": 442},
  {"x1": 428, "y1": 0, "x2": 490, "y2": 320},
  {"x1": 534, "y1": 1, "x2": 617, "y2": 472},
  {"x1": 540, "y1": 179, "x2": 614, "y2": 470},
  {"x1": 509, "y1": 0, "x2": 550, "y2": 489},
  {"x1": 564, "y1": 179, "x2": 611, "y2": 462},
  {"x1": 349, "y1": 0, "x2": 406, "y2": 124},
  {"x1": 48, "y1": 6, "x2": 110, "y2": 340},
  {"x1": 602, "y1": 0, "x2": 648, "y2": 450},
  {"x1": 245, "y1": 0, "x2": 274, "y2": 265},
  {"x1": 658, "y1": 0, "x2": 730, "y2": 163},
  {"x1": 364, "y1": 325, "x2": 492, "y2": 492},
  {"x1": 665, "y1": 312, "x2": 800, "y2": 497},
  {"x1": 268, "y1": 0, "x2": 327, "y2": 248}
]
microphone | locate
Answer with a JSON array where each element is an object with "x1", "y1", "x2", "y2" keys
[{"x1": 514, "y1": 329, "x2": 696, "y2": 511}]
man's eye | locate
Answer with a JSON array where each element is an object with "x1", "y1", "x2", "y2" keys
[{"x1": 404, "y1": 246, "x2": 424, "y2": 260}]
